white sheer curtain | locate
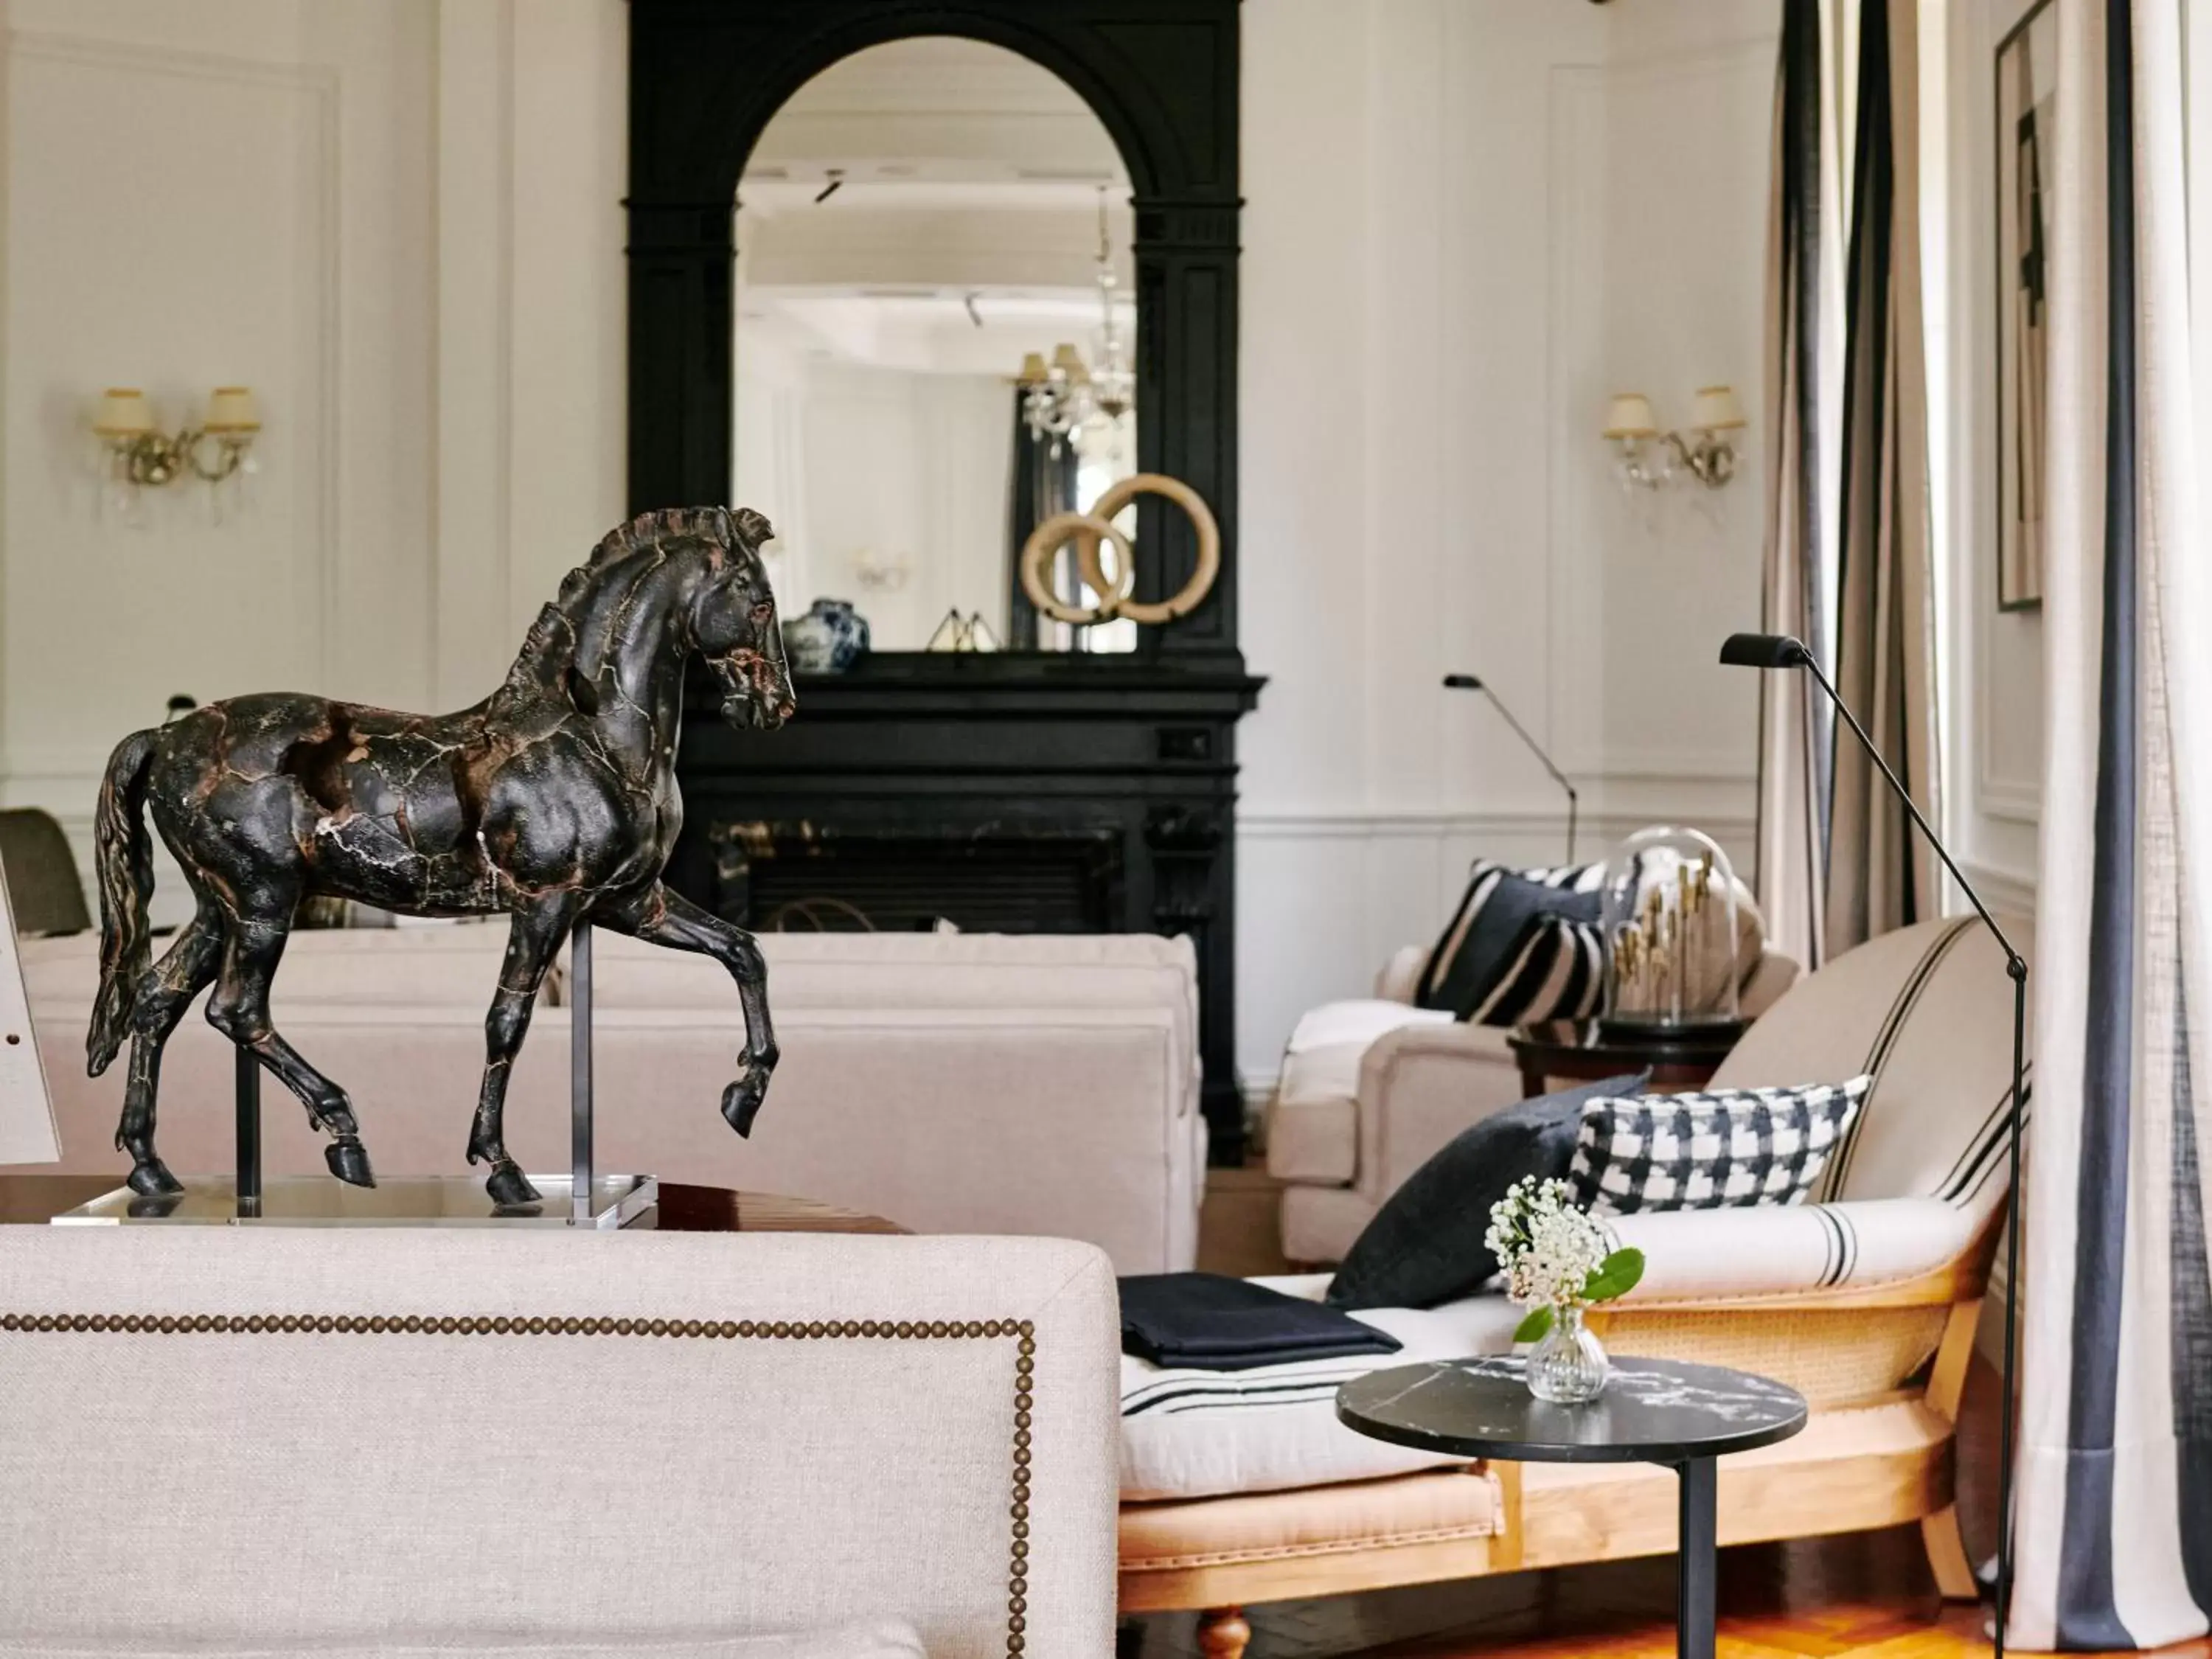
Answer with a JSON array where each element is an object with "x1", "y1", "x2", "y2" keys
[{"x1": 2010, "y1": 0, "x2": 2212, "y2": 1645}]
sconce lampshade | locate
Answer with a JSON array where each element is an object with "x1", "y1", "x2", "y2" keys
[
  {"x1": 1601, "y1": 392, "x2": 1658, "y2": 439},
  {"x1": 1689, "y1": 384, "x2": 1746, "y2": 432},
  {"x1": 203, "y1": 386, "x2": 261, "y2": 433},
  {"x1": 1016, "y1": 352, "x2": 1049, "y2": 385},
  {"x1": 1050, "y1": 341, "x2": 1088, "y2": 380},
  {"x1": 94, "y1": 388, "x2": 155, "y2": 437}
]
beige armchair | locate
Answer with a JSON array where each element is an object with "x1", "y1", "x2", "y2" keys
[{"x1": 1266, "y1": 944, "x2": 1799, "y2": 1264}]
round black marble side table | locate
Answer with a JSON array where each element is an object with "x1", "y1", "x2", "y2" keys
[{"x1": 1337, "y1": 1355, "x2": 1807, "y2": 1659}]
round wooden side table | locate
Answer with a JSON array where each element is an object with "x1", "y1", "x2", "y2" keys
[
  {"x1": 0, "y1": 1174, "x2": 905, "y2": 1234},
  {"x1": 1506, "y1": 1019, "x2": 1745, "y2": 1099},
  {"x1": 1338, "y1": 1355, "x2": 1807, "y2": 1659}
]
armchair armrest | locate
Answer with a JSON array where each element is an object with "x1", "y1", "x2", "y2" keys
[
  {"x1": 1354, "y1": 1021, "x2": 1524, "y2": 1204},
  {"x1": 1603, "y1": 1197, "x2": 1993, "y2": 1308}
]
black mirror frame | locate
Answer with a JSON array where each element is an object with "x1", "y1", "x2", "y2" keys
[{"x1": 627, "y1": 0, "x2": 1245, "y2": 661}]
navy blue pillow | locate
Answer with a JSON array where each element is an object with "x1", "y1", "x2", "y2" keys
[{"x1": 1324, "y1": 1070, "x2": 1652, "y2": 1311}]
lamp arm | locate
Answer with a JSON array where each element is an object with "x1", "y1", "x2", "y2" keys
[
  {"x1": 1480, "y1": 685, "x2": 1580, "y2": 859},
  {"x1": 1794, "y1": 648, "x2": 2026, "y2": 977}
]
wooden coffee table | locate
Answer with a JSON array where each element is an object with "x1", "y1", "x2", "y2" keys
[
  {"x1": 0, "y1": 1175, "x2": 905, "y2": 1234},
  {"x1": 1507, "y1": 1019, "x2": 1745, "y2": 1099}
]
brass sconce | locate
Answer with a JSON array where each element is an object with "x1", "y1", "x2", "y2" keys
[
  {"x1": 1601, "y1": 386, "x2": 1745, "y2": 490},
  {"x1": 92, "y1": 386, "x2": 262, "y2": 519}
]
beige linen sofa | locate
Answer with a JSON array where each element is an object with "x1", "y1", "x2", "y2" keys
[
  {"x1": 10, "y1": 926, "x2": 1203, "y2": 1273},
  {"x1": 1267, "y1": 941, "x2": 1800, "y2": 1264},
  {"x1": 0, "y1": 1224, "x2": 1119, "y2": 1658},
  {"x1": 1121, "y1": 918, "x2": 2023, "y2": 1655}
]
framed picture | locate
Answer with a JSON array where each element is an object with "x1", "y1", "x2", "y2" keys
[{"x1": 1995, "y1": 0, "x2": 2056, "y2": 613}]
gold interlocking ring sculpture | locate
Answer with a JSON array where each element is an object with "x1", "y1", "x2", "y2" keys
[{"x1": 1018, "y1": 472, "x2": 1220, "y2": 627}]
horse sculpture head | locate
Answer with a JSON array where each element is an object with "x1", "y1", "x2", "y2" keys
[{"x1": 690, "y1": 506, "x2": 796, "y2": 730}]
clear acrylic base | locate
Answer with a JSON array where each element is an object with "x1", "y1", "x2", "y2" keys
[{"x1": 49, "y1": 1173, "x2": 658, "y2": 1230}]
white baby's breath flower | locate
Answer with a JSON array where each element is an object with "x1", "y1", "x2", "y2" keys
[{"x1": 1486, "y1": 1178, "x2": 1615, "y2": 1310}]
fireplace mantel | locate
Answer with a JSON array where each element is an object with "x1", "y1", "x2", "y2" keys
[{"x1": 669, "y1": 653, "x2": 1265, "y2": 1162}]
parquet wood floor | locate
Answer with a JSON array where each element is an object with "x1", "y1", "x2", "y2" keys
[{"x1": 1121, "y1": 1344, "x2": 2205, "y2": 1659}]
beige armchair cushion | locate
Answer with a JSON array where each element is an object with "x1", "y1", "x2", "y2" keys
[{"x1": 1713, "y1": 916, "x2": 2031, "y2": 1215}]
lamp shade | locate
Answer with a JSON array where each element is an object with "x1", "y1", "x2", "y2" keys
[
  {"x1": 1689, "y1": 384, "x2": 1746, "y2": 431},
  {"x1": 203, "y1": 386, "x2": 260, "y2": 433},
  {"x1": 1601, "y1": 392, "x2": 1658, "y2": 439},
  {"x1": 1016, "y1": 352, "x2": 1049, "y2": 385},
  {"x1": 93, "y1": 388, "x2": 154, "y2": 437},
  {"x1": 1050, "y1": 341, "x2": 1088, "y2": 378}
]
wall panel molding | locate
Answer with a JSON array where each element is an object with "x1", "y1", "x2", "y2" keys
[
  {"x1": 6, "y1": 27, "x2": 343, "y2": 672},
  {"x1": 432, "y1": 0, "x2": 518, "y2": 706}
]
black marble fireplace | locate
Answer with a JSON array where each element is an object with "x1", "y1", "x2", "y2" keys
[
  {"x1": 668, "y1": 652, "x2": 1263, "y2": 1161},
  {"x1": 633, "y1": 0, "x2": 1258, "y2": 1158}
]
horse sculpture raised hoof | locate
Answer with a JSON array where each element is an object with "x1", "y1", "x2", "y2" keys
[
  {"x1": 83, "y1": 507, "x2": 796, "y2": 1206},
  {"x1": 325, "y1": 1138, "x2": 377, "y2": 1189}
]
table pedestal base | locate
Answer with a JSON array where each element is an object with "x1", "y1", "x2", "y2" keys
[{"x1": 1676, "y1": 1456, "x2": 1718, "y2": 1659}]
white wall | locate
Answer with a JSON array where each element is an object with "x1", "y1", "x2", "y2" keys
[
  {"x1": 1, "y1": 0, "x2": 438, "y2": 896},
  {"x1": 1935, "y1": 0, "x2": 2043, "y2": 922},
  {"x1": 0, "y1": 0, "x2": 1782, "y2": 1091},
  {"x1": 793, "y1": 361, "x2": 1009, "y2": 647},
  {"x1": 1235, "y1": 0, "x2": 1779, "y2": 1086},
  {"x1": 0, "y1": 0, "x2": 625, "y2": 925}
]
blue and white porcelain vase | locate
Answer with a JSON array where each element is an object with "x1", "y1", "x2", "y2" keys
[{"x1": 782, "y1": 597, "x2": 871, "y2": 673}]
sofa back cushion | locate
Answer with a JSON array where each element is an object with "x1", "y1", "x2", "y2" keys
[
  {"x1": 1709, "y1": 917, "x2": 2031, "y2": 1215},
  {"x1": 582, "y1": 928, "x2": 1194, "y2": 1015},
  {"x1": 0, "y1": 1228, "x2": 1117, "y2": 1659},
  {"x1": 21, "y1": 925, "x2": 521, "y2": 1015}
]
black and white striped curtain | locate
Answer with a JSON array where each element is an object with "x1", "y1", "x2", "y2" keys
[
  {"x1": 2012, "y1": 0, "x2": 2212, "y2": 1645},
  {"x1": 1753, "y1": 0, "x2": 1940, "y2": 970},
  {"x1": 1753, "y1": 0, "x2": 1833, "y2": 971}
]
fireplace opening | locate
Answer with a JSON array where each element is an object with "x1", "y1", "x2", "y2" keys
[{"x1": 708, "y1": 821, "x2": 1123, "y2": 934}]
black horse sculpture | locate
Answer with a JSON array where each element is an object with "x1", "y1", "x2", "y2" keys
[{"x1": 86, "y1": 507, "x2": 795, "y2": 1206}]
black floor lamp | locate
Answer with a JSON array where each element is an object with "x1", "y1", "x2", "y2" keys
[{"x1": 1719, "y1": 632, "x2": 2026, "y2": 1656}]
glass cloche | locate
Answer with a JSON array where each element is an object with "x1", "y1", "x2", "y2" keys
[{"x1": 1597, "y1": 826, "x2": 1747, "y2": 1036}]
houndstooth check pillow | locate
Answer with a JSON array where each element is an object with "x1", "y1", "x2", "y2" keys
[{"x1": 1568, "y1": 1076, "x2": 1872, "y2": 1215}]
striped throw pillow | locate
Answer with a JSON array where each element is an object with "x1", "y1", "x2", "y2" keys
[{"x1": 1415, "y1": 859, "x2": 1607, "y2": 1026}]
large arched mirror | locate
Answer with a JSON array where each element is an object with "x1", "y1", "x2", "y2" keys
[
  {"x1": 735, "y1": 38, "x2": 1138, "y2": 654},
  {"x1": 630, "y1": 0, "x2": 1242, "y2": 667}
]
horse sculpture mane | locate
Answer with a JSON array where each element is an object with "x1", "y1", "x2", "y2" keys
[
  {"x1": 504, "y1": 507, "x2": 776, "y2": 696},
  {"x1": 85, "y1": 507, "x2": 795, "y2": 1208}
]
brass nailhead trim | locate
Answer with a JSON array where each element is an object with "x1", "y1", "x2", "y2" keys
[{"x1": 6, "y1": 1309, "x2": 1040, "y2": 1655}]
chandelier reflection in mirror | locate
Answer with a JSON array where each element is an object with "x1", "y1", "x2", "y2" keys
[
  {"x1": 1598, "y1": 825, "x2": 1747, "y2": 1037},
  {"x1": 1017, "y1": 187, "x2": 1134, "y2": 459}
]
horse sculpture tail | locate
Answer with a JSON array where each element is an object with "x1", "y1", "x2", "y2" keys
[{"x1": 88, "y1": 728, "x2": 160, "y2": 1076}]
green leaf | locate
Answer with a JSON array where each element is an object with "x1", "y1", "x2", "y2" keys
[
  {"x1": 1580, "y1": 1247, "x2": 1646, "y2": 1304},
  {"x1": 1512, "y1": 1305, "x2": 1555, "y2": 1345}
]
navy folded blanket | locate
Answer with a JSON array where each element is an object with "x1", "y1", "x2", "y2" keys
[{"x1": 1118, "y1": 1272, "x2": 1404, "y2": 1371}]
